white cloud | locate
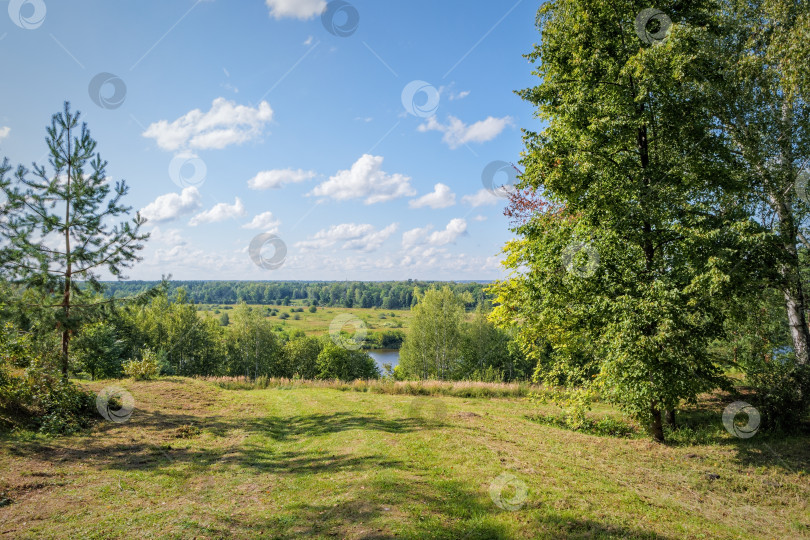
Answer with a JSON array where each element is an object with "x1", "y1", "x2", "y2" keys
[
  {"x1": 266, "y1": 0, "x2": 325, "y2": 19},
  {"x1": 427, "y1": 218, "x2": 467, "y2": 246},
  {"x1": 409, "y1": 183, "x2": 456, "y2": 209},
  {"x1": 462, "y1": 189, "x2": 500, "y2": 208},
  {"x1": 149, "y1": 226, "x2": 186, "y2": 247},
  {"x1": 242, "y1": 211, "x2": 281, "y2": 232},
  {"x1": 403, "y1": 218, "x2": 467, "y2": 248},
  {"x1": 140, "y1": 187, "x2": 202, "y2": 223},
  {"x1": 418, "y1": 115, "x2": 512, "y2": 149},
  {"x1": 310, "y1": 154, "x2": 416, "y2": 204},
  {"x1": 143, "y1": 98, "x2": 273, "y2": 151},
  {"x1": 449, "y1": 90, "x2": 470, "y2": 101},
  {"x1": 402, "y1": 225, "x2": 433, "y2": 248},
  {"x1": 189, "y1": 197, "x2": 246, "y2": 226},
  {"x1": 303, "y1": 36, "x2": 314, "y2": 46},
  {"x1": 473, "y1": 214, "x2": 488, "y2": 221},
  {"x1": 248, "y1": 168, "x2": 316, "y2": 190},
  {"x1": 297, "y1": 222, "x2": 398, "y2": 252},
  {"x1": 0, "y1": 127, "x2": 10, "y2": 141}
]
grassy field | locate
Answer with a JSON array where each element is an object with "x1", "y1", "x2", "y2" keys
[
  {"x1": 0, "y1": 378, "x2": 808, "y2": 539},
  {"x1": 200, "y1": 305, "x2": 416, "y2": 339}
]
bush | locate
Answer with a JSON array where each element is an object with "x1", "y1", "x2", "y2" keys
[
  {"x1": 745, "y1": 355, "x2": 810, "y2": 431},
  {"x1": 1, "y1": 324, "x2": 96, "y2": 435},
  {"x1": 309, "y1": 305, "x2": 317, "y2": 313},
  {"x1": 123, "y1": 349, "x2": 161, "y2": 380},
  {"x1": 279, "y1": 312, "x2": 290, "y2": 320}
]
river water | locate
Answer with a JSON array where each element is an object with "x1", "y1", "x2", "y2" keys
[{"x1": 368, "y1": 349, "x2": 400, "y2": 371}]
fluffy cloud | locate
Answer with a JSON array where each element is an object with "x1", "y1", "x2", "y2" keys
[
  {"x1": 402, "y1": 218, "x2": 467, "y2": 248},
  {"x1": 140, "y1": 187, "x2": 202, "y2": 223},
  {"x1": 408, "y1": 183, "x2": 456, "y2": 209},
  {"x1": 149, "y1": 226, "x2": 186, "y2": 247},
  {"x1": 418, "y1": 115, "x2": 512, "y2": 149},
  {"x1": 248, "y1": 168, "x2": 316, "y2": 190},
  {"x1": 189, "y1": 197, "x2": 246, "y2": 226},
  {"x1": 461, "y1": 189, "x2": 500, "y2": 208},
  {"x1": 143, "y1": 98, "x2": 273, "y2": 151},
  {"x1": 310, "y1": 154, "x2": 416, "y2": 204},
  {"x1": 266, "y1": 0, "x2": 325, "y2": 19},
  {"x1": 0, "y1": 127, "x2": 10, "y2": 141},
  {"x1": 242, "y1": 211, "x2": 281, "y2": 232},
  {"x1": 296, "y1": 222, "x2": 398, "y2": 252},
  {"x1": 473, "y1": 214, "x2": 488, "y2": 222}
]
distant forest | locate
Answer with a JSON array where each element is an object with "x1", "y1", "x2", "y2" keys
[{"x1": 100, "y1": 280, "x2": 493, "y2": 310}]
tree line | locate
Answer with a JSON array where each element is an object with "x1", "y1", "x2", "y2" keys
[{"x1": 100, "y1": 280, "x2": 490, "y2": 310}]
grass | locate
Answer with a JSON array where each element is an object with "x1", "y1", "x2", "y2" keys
[
  {"x1": 198, "y1": 304, "x2": 474, "y2": 341},
  {"x1": 0, "y1": 377, "x2": 808, "y2": 539}
]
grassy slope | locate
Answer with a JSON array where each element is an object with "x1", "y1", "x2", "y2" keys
[{"x1": 0, "y1": 378, "x2": 808, "y2": 539}]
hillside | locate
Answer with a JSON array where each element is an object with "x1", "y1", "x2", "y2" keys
[{"x1": 1, "y1": 378, "x2": 807, "y2": 539}]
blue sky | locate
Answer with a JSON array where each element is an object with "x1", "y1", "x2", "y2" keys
[{"x1": 0, "y1": 0, "x2": 542, "y2": 281}]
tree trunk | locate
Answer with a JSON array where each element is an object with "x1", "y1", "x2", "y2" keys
[
  {"x1": 61, "y1": 123, "x2": 73, "y2": 380},
  {"x1": 650, "y1": 403, "x2": 665, "y2": 442},
  {"x1": 665, "y1": 409, "x2": 676, "y2": 429}
]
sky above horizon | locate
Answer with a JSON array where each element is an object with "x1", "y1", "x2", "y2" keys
[{"x1": 0, "y1": 0, "x2": 543, "y2": 281}]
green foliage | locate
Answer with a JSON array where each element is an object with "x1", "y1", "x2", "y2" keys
[
  {"x1": 219, "y1": 312, "x2": 230, "y2": 326},
  {"x1": 746, "y1": 357, "x2": 810, "y2": 432},
  {"x1": 226, "y1": 302, "x2": 283, "y2": 378},
  {"x1": 316, "y1": 341, "x2": 380, "y2": 381},
  {"x1": 399, "y1": 286, "x2": 464, "y2": 380},
  {"x1": 1, "y1": 322, "x2": 95, "y2": 434},
  {"x1": 122, "y1": 348, "x2": 160, "y2": 380},
  {"x1": 308, "y1": 305, "x2": 317, "y2": 313},
  {"x1": 72, "y1": 321, "x2": 123, "y2": 380}
]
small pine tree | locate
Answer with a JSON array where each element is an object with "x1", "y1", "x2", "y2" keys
[{"x1": 0, "y1": 102, "x2": 148, "y2": 378}]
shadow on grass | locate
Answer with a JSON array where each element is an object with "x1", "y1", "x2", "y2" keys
[{"x1": 4, "y1": 408, "x2": 427, "y2": 476}]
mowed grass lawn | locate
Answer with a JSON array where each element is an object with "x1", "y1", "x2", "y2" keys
[{"x1": 1, "y1": 378, "x2": 808, "y2": 539}]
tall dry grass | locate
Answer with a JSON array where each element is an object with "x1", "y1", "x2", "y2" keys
[{"x1": 199, "y1": 375, "x2": 538, "y2": 398}]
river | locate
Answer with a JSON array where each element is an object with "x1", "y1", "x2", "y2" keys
[{"x1": 368, "y1": 349, "x2": 400, "y2": 371}]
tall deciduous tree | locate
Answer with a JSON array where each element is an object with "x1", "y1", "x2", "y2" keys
[
  {"x1": 493, "y1": 0, "x2": 755, "y2": 440},
  {"x1": 399, "y1": 286, "x2": 464, "y2": 380},
  {"x1": 0, "y1": 102, "x2": 148, "y2": 378},
  {"x1": 705, "y1": 0, "x2": 810, "y2": 365}
]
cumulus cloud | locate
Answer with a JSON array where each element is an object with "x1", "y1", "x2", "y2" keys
[
  {"x1": 418, "y1": 115, "x2": 512, "y2": 149},
  {"x1": 248, "y1": 168, "x2": 316, "y2": 190},
  {"x1": 408, "y1": 183, "x2": 456, "y2": 209},
  {"x1": 310, "y1": 154, "x2": 416, "y2": 204},
  {"x1": 0, "y1": 127, "x2": 10, "y2": 141},
  {"x1": 461, "y1": 189, "x2": 500, "y2": 208},
  {"x1": 149, "y1": 226, "x2": 186, "y2": 247},
  {"x1": 143, "y1": 98, "x2": 273, "y2": 151},
  {"x1": 266, "y1": 0, "x2": 325, "y2": 19},
  {"x1": 296, "y1": 222, "x2": 398, "y2": 252},
  {"x1": 189, "y1": 197, "x2": 246, "y2": 226},
  {"x1": 403, "y1": 218, "x2": 467, "y2": 248},
  {"x1": 242, "y1": 211, "x2": 281, "y2": 232},
  {"x1": 140, "y1": 187, "x2": 202, "y2": 223}
]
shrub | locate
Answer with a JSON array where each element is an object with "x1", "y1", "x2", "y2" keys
[
  {"x1": 123, "y1": 349, "x2": 161, "y2": 380},
  {"x1": 279, "y1": 312, "x2": 290, "y2": 320},
  {"x1": 309, "y1": 306, "x2": 317, "y2": 313},
  {"x1": 745, "y1": 355, "x2": 810, "y2": 431}
]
